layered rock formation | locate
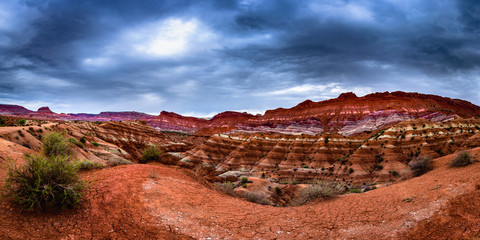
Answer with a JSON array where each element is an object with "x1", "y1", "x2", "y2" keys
[
  {"x1": 182, "y1": 118, "x2": 480, "y2": 185},
  {"x1": 147, "y1": 111, "x2": 208, "y2": 133},
  {"x1": 144, "y1": 91, "x2": 480, "y2": 136},
  {"x1": 69, "y1": 111, "x2": 155, "y2": 121}
]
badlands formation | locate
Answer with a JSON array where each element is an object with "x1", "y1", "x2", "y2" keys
[{"x1": 0, "y1": 91, "x2": 479, "y2": 239}]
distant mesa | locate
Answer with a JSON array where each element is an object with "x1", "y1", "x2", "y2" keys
[
  {"x1": 0, "y1": 104, "x2": 33, "y2": 114},
  {"x1": 337, "y1": 92, "x2": 357, "y2": 99},
  {"x1": 36, "y1": 106, "x2": 55, "y2": 114}
]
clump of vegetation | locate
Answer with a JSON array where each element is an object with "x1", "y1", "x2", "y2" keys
[
  {"x1": 140, "y1": 145, "x2": 162, "y2": 163},
  {"x1": 75, "y1": 160, "x2": 104, "y2": 170},
  {"x1": 17, "y1": 119, "x2": 26, "y2": 126},
  {"x1": 408, "y1": 156, "x2": 433, "y2": 177},
  {"x1": 17, "y1": 130, "x2": 25, "y2": 138},
  {"x1": 450, "y1": 151, "x2": 476, "y2": 167},
  {"x1": 291, "y1": 181, "x2": 345, "y2": 206},
  {"x1": 79, "y1": 136, "x2": 86, "y2": 144},
  {"x1": 92, "y1": 141, "x2": 99, "y2": 147},
  {"x1": 214, "y1": 181, "x2": 236, "y2": 197},
  {"x1": 240, "y1": 176, "x2": 249, "y2": 185},
  {"x1": 390, "y1": 170, "x2": 400, "y2": 177},
  {"x1": 43, "y1": 132, "x2": 72, "y2": 157},
  {"x1": 242, "y1": 192, "x2": 270, "y2": 205},
  {"x1": 68, "y1": 138, "x2": 84, "y2": 149},
  {"x1": 348, "y1": 188, "x2": 362, "y2": 194},
  {"x1": 2, "y1": 154, "x2": 85, "y2": 211}
]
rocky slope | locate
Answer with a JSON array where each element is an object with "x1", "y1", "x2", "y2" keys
[
  {"x1": 0, "y1": 120, "x2": 200, "y2": 168},
  {"x1": 182, "y1": 118, "x2": 480, "y2": 185}
]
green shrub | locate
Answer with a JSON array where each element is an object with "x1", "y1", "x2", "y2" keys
[
  {"x1": 450, "y1": 151, "x2": 475, "y2": 167},
  {"x1": 68, "y1": 138, "x2": 84, "y2": 149},
  {"x1": 43, "y1": 132, "x2": 72, "y2": 157},
  {"x1": 79, "y1": 136, "x2": 86, "y2": 144},
  {"x1": 75, "y1": 160, "x2": 104, "y2": 170},
  {"x1": 348, "y1": 188, "x2": 362, "y2": 194},
  {"x1": 92, "y1": 142, "x2": 99, "y2": 147},
  {"x1": 17, "y1": 119, "x2": 26, "y2": 126},
  {"x1": 2, "y1": 154, "x2": 85, "y2": 211},
  {"x1": 140, "y1": 145, "x2": 162, "y2": 163},
  {"x1": 292, "y1": 181, "x2": 345, "y2": 206},
  {"x1": 240, "y1": 176, "x2": 248, "y2": 185},
  {"x1": 408, "y1": 156, "x2": 432, "y2": 177}
]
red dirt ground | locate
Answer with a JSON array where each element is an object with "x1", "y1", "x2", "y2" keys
[{"x1": 1, "y1": 148, "x2": 479, "y2": 239}]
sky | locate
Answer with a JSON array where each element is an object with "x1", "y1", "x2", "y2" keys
[{"x1": 0, "y1": 0, "x2": 479, "y2": 117}]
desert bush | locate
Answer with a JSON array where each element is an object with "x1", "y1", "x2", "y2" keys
[
  {"x1": 75, "y1": 160, "x2": 104, "y2": 170},
  {"x1": 243, "y1": 192, "x2": 270, "y2": 205},
  {"x1": 92, "y1": 141, "x2": 99, "y2": 147},
  {"x1": 79, "y1": 136, "x2": 86, "y2": 144},
  {"x1": 450, "y1": 151, "x2": 475, "y2": 167},
  {"x1": 348, "y1": 188, "x2": 362, "y2": 194},
  {"x1": 17, "y1": 130, "x2": 24, "y2": 137},
  {"x1": 214, "y1": 181, "x2": 236, "y2": 197},
  {"x1": 17, "y1": 119, "x2": 26, "y2": 126},
  {"x1": 140, "y1": 145, "x2": 162, "y2": 163},
  {"x1": 43, "y1": 132, "x2": 72, "y2": 157},
  {"x1": 408, "y1": 156, "x2": 432, "y2": 177},
  {"x1": 68, "y1": 138, "x2": 84, "y2": 149},
  {"x1": 2, "y1": 154, "x2": 85, "y2": 211},
  {"x1": 240, "y1": 176, "x2": 248, "y2": 185},
  {"x1": 292, "y1": 181, "x2": 345, "y2": 206}
]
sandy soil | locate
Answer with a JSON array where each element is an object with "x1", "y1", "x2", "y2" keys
[{"x1": 0, "y1": 148, "x2": 479, "y2": 239}]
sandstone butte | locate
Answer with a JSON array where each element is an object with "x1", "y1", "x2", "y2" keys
[{"x1": 0, "y1": 91, "x2": 479, "y2": 239}]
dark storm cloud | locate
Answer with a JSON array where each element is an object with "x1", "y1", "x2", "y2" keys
[{"x1": 0, "y1": 0, "x2": 479, "y2": 116}]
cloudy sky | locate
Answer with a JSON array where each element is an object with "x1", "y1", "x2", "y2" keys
[{"x1": 0, "y1": 0, "x2": 479, "y2": 116}]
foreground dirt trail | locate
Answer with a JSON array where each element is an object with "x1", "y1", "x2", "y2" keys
[{"x1": 1, "y1": 150, "x2": 479, "y2": 239}]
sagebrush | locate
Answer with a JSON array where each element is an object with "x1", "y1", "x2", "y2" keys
[
  {"x1": 141, "y1": 145, "x2": 162, "y2": 163},
  {"x1": 408, "y1": 156, "x2": 433, "y2": 177},
  {"x1": 292, "y1": 181, "x2": 345, "y2": 206},
  {"x1": 3, "y1": 154, "x2": 85, "y2": 211},
  {"x1": 43, "y1": 132, "x2": 72, "y2": 157},
  {"x1": 450, "y1": 151, "x2": 475, "y2": 167}
]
